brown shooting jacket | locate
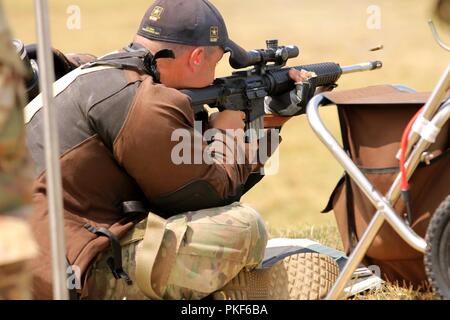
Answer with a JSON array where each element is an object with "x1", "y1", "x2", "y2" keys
[{"x1": 25, "y1": 49, "x2": 273, "y2": 299}]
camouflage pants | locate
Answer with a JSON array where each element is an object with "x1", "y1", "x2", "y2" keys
[
  {"x1": 86, "y1": 202, "x2": 268, "y2": 300},
  {"x1": 0, "y1": 5, "x2": 37, "y2": 300}
]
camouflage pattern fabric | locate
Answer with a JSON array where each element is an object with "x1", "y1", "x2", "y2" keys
[
  {"x1": 0, "y1": 5, "x2": 34, "y2": 216},
  {"x1": 0, "y1": 3, "x2": 38, "y2": 300},
  {"x1": 86, "y1": 202, "x2": 268, "y2": 300}
]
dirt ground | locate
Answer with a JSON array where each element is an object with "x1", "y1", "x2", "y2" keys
[{"x1": 3, "y1": 0, "x2": 449, "y2": 231}]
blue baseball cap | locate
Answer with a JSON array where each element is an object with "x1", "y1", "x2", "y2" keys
[{"x1": 137, "y1": 0, "x2": 248, "y2": 63}]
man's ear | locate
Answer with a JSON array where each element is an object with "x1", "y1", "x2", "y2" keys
[{"x1": 188, "y1": 47, "x2": 205, "y2": 71}]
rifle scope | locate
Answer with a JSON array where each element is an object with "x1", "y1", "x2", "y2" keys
[{"x1": 229, "y1": 39, "x2": 299, "y2": 69}]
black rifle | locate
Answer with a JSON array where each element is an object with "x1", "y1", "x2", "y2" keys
[{"x1": 181, "y1": 40, "x2": 382, "y2": 134}]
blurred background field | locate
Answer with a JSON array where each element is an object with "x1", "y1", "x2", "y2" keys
[{"x1": 3, "y1": 0, "x2": 448, "y2": 232}]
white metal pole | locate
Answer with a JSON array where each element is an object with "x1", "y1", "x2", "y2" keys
[{"x1": 34, "y1": 0, "x2": 68, "y2": 300}]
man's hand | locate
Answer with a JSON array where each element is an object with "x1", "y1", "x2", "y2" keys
[
  {"x1": 264, "y1": 68, "x2": 335, "y2": 119},
  {"x1": 209, "y1": 110, "x2": 246, "y2": 130},
  {"x1": 288, "y1": 68, "x2": 316, "y2": 83},
  {"x1": 288, "y1": 68, "x2": 335, "y2": 94}
]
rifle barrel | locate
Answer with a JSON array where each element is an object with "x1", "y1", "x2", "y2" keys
[
  {"x1": 340, "y1": 61, "x2": 382, "y2": 74},
  {"x1": 183, "y1": 60, "x2": 383, "y2": 112}
]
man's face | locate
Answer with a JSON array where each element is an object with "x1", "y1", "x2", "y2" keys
[
  {"x1": 187, "y1": 47, "x2": 224, "y2": 88},
  {"x1": 157, "y1": 46, "x2": 224, "y2": 89}
]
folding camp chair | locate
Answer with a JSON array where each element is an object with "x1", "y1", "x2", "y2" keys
[{"x1": 307, "y1": 64, "x2": 450, "y2": 299}]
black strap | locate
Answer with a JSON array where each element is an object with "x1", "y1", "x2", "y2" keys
[
  {"x1": 84, "y1": 224, "x2": 132, "y2": 285},
  {"x1": 65, "y1": 257, "x2": 80, "y2": 300},
  {"x1": 81, "y1": 43, "x2": 175, "y2": 83},
  {"x1": 357, "y1": 147, "x2": 450, "y2": 174},
  {"x1": 344, "y1": 173, "x2": 358, "y2": 252},
  {"x1": 90, "y1": 50, "x2": 149, "y2": 61},
  {"x1": 82, "y1": 51, "x2": 150, "y2": 78},
  {"x1": 121, "y1": 201, "x2": 148, "y2": 215}
]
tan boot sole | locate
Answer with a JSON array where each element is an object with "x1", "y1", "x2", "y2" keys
[{"x1": 212, "y1": 252, "x2": 339, "y2": 300}]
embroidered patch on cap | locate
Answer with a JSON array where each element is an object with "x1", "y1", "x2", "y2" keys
[
  {"x1": 149, "y1": 6, "x2": 164, "y2": 21},
  {"x1": 210, "y1": 26, "x2": 219, "y2": 42},
  {"x1": 142, "y1": 26, "x2": 162, "y2": 36}
]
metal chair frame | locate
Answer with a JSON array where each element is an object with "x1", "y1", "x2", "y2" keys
[{"x1": 306, "y1": 63, "x2": 450, "y2": 299}]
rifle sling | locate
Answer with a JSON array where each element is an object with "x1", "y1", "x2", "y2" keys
[{"x1": 83, "y1": 224, "x2": 132, "y2": 286}]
